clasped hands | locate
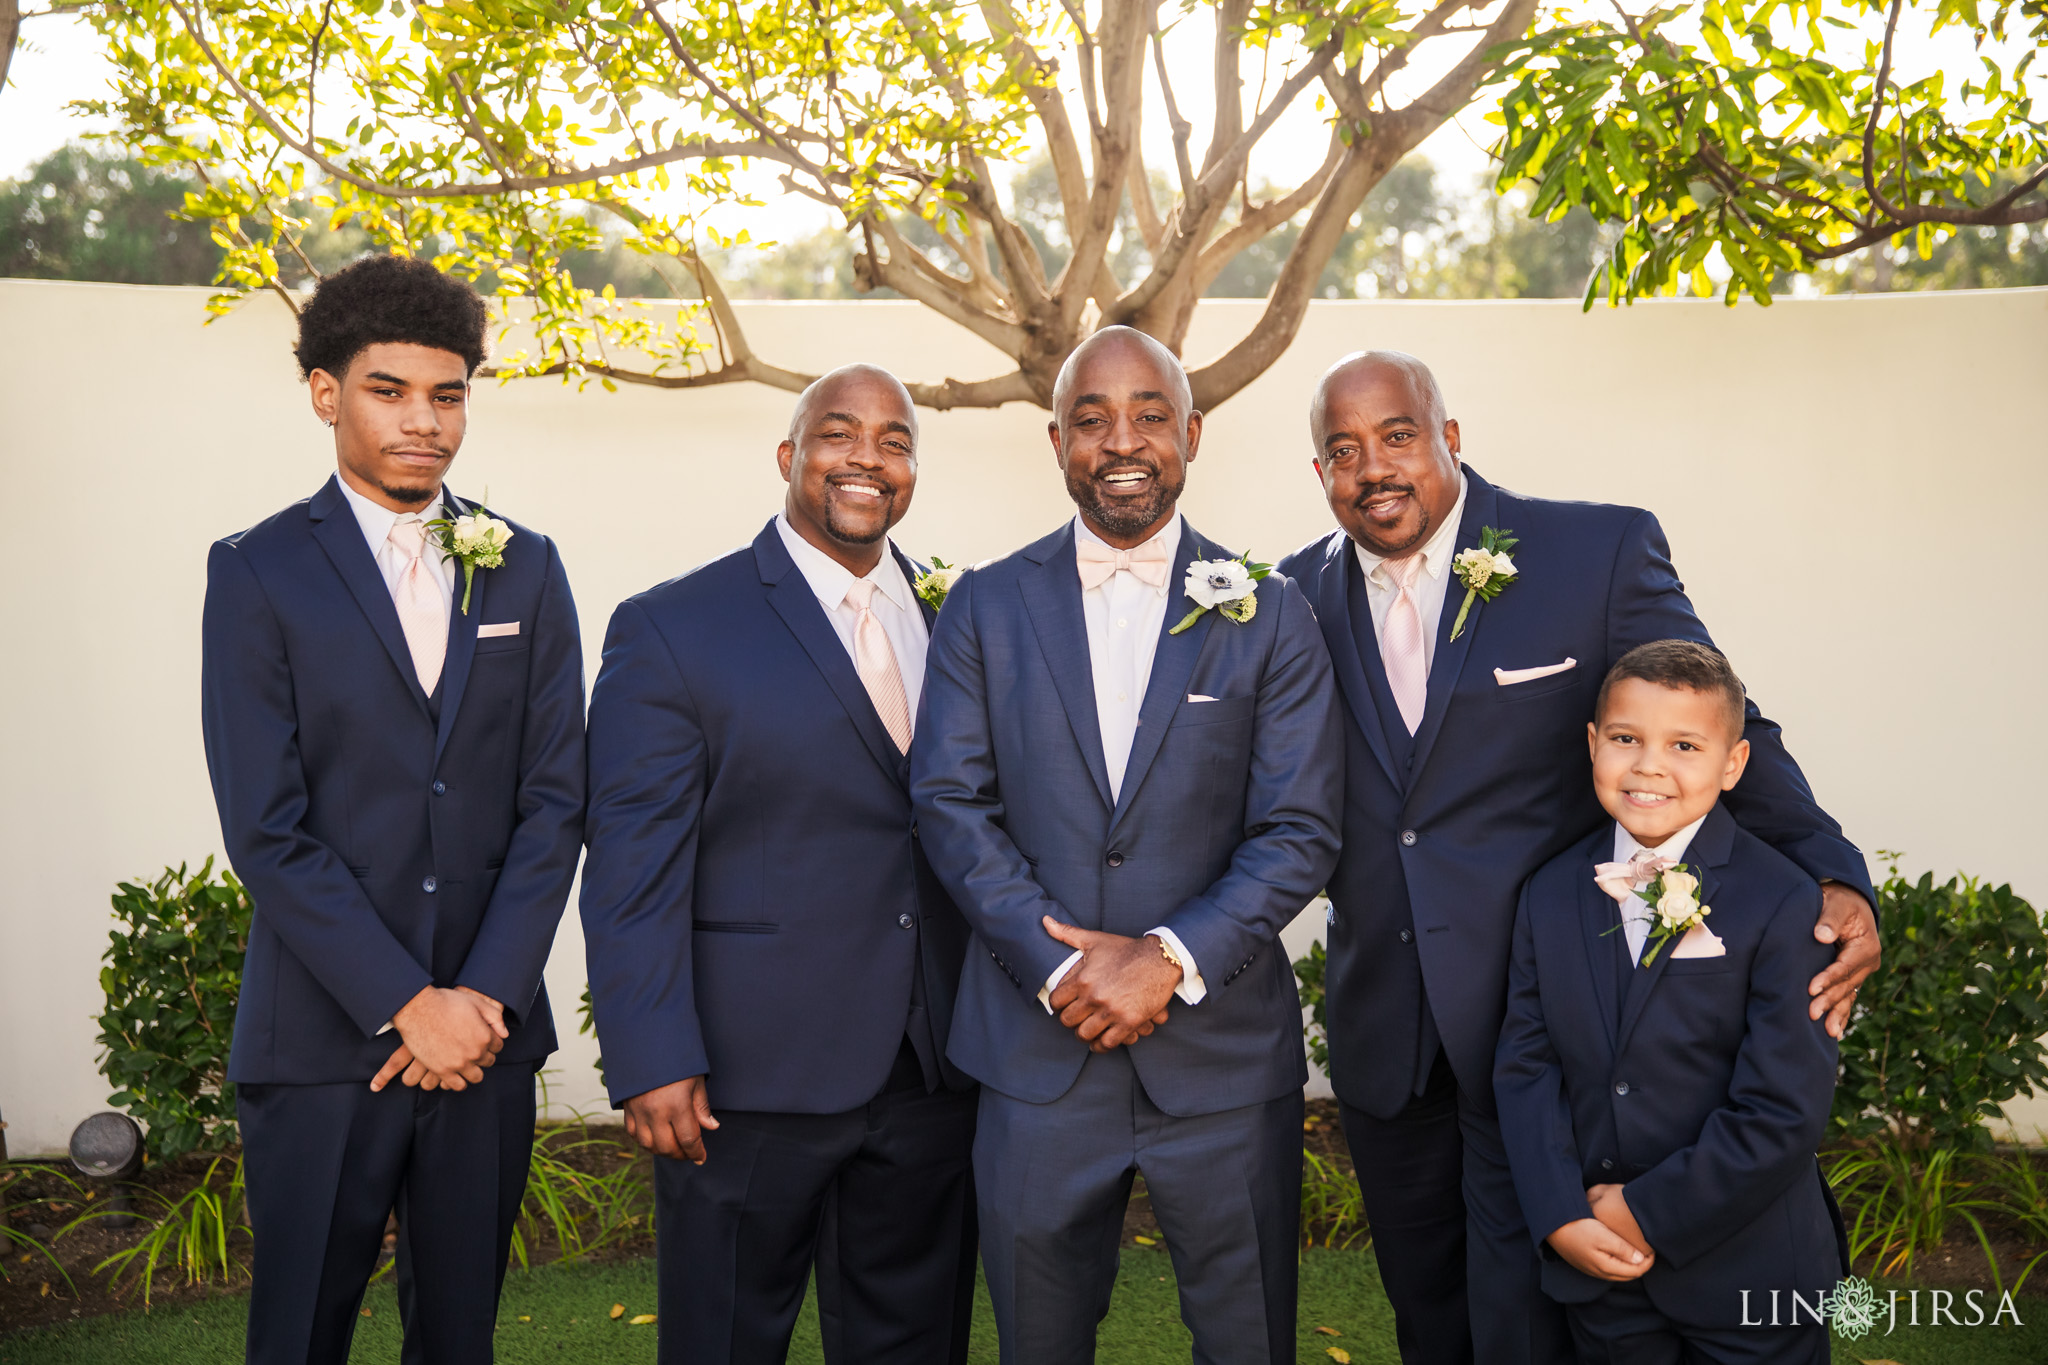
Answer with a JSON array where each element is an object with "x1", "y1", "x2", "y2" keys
[
  {"x1": 1548, "y1": 1183, "x2": 1655, "y2": 1282},
  {"x1": 1041, "y1": 916, "x2": 1182, "y2": 1054},
  {"x1": 369, "y1": 985, "x2": 508, "y2": 1092}
]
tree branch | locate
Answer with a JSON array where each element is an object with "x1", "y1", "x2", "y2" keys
[
  {"x1": 855, "y1": 216, "x2": 1031, "y2": 354},
  {"x1": 1190, "y1": 133, "x2": 1343, "y2": 292},
  {"x1": 1860, "y1": 0, "x2": 1909, "y2": 224},
  {"x1": 980, "y1": 0, "x2": 1094, "y2": 253}
]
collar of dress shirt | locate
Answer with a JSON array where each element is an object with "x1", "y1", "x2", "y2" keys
[
  {"x1": 775, "y1": 512, "x2": 914, "y2": 614},
  {"x1": 1352, "y1": 468, "x2": 1469, "y2": 587},
  {"x1": 336, "y1": 473, "x2": 447, "y2": 561},
  {"x1": 1613, "y1": 809, "x2": 1711, "y2": 868},
  {"x1": 1072, "y1": 511, "x2": 1183, "y2": 596}
]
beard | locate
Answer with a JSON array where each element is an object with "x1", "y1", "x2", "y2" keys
[
  {"x1": 1067, "y1": 458, "x2": 1185, "y2": 540},
  {"x1": 821, "y1": 483, "x2": 897, "y2": 545},
  {"x1": 375, "y1": 478, "x2": 440, "y2": 507},
  {"x1": 1350, "y1": 479, "x2": 1431, "y2": 555}
]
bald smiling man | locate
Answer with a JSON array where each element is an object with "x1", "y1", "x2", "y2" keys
[{"x1": 1276, "y1": 352, "x2": 1880, "y2": 1365}]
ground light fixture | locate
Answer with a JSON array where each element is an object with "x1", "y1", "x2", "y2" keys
[{"x1": 68, "y1": 1111, "x2": 145, "y2": 1229}]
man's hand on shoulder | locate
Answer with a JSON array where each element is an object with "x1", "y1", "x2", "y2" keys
[
  {"x1": 374, "y1": 985, "x2": 506, "y2": 1092},
  {"x1": 624, "y1": 1077, "x2": 720, "y2": 1165},
  {"x1": 1810, "y1": 883, "x2": 1881, "y2": 1039},
  {"x1": 1042, "y1": 918, "x2": 1179, "y2": 1052}
]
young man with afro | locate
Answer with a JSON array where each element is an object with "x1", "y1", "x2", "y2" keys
[{"x1": 200, "y1": 255, "x2": 586, "y2": 1364}]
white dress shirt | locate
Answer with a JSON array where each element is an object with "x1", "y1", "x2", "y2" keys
[
  {"x1": 1352, "y1": 470, "x2": 1469, "y2": 670},
  {"x1": 1612, "y1": 813, "x2": 1709, "y2": 965},
  {"x1": 337, "y1": 475, "x2": 456, "y2": 622},
  {"x1": 775, "y1": 513, "x2": 928, "y2": 720},
  {"x1": 1040, "y1": 514, "x2": 1207, "y2": 1012}
]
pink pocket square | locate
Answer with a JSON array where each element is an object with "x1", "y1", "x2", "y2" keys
[
  {"x1": 1670, "y1": 924, "x2": 1726, "y2": 958},
  {"x1": 478, "y1": 621, "x2": 521, "y2": 638},
  {"x1": 1494, "y1": 658, "x2": 1577, "y2": 686}
]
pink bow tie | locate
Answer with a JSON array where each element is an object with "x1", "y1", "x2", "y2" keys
[
  {"x1": 1076, "y1": 535, "x2": 1170, "y2": 591},
  {"x1": 1594, "y1": 852, "x2": 1675, "y2": 905}
]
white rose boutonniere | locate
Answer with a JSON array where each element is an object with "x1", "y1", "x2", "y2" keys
[
  {"x1": 426, "y1": 494, "x2": 514, "y2": 615},
  {"x1": 1618, "y1": 863, "x2": 1710, "y2": 967},
  {"x1": 1170, "y1": 555, "x2": 1272, "y2": 634},
  {"x1": 1448, "y1": 526, "x2": 1519, "y2": 641},
  {"x1": 915, "y1": 557, "x2": 966, "y2": 612}
]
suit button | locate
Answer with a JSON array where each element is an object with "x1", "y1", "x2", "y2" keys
[
  {"x1": 1601, "y1": 1159, "x2": 1615, "y2": 1171},
  {"x1": 1398, "y1": 929, "x2": 1414, "y2": 944},
  {"x1": 1106, "y1": 851, "x2": 1125, "y2": 868},
  {"x1": 1614, "y1": 1081, "x2": 1630, "y2": 1096},
  {"x1": 422, "y1": 876, "x2": 438, "y2": 894},
  {"x1": 432, "y1": 781, "x2": 446, "y2": 796},
  {"x1": 910, "y1": 821, "x2": 919, "y2": 838},
  {"x1": 898, "y1": 913, "x2": 915, "y2": 929},
  {"x1": 1400, "y1": 829, "x2": 1418, "y2": 847}
]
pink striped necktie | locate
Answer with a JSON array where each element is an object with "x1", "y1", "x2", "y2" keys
[
  {"x1": 845, "y1": 578, "x2": 913, "y2": 753},
  {"x1": 386, "y1": 516, "x2": 446, "y2": 694},
  {"x1": 1379, "y1": 553, "x2": 1428, "y2": 735}
]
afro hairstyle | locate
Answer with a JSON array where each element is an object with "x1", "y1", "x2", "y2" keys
[{"x1": 294, "y1": 254, "x2": 490, "y2": 381}]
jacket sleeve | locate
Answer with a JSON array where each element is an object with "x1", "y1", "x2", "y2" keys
[
  {"x1": 453, "y1": 537, "x2": 586, "y2": 1023},
  {"x1": 1606, "y1": 510, "x2": 1876, "y2": 906},
  {"x1": 1494, "y1": 883, "x2": 1593, "y2": 1248},
  {"x1": 1624, "y1": 879, "x2": 1839, "y2": 1264},
  {"x1": 578, "y1": 598, "x2": 711, "y2": 1106},
  {"x1": 1154, "y1": 580, "x2": 1346, "y2": 983},
  {"x1": 910, "y1": 568, "x2": 1085, "y2": 993},
  {"x1": 201, "y1": 539, "x2": 433, "y2": 1038}
]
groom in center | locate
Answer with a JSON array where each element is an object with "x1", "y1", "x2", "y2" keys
[{"x1": 913, "y1": 327, "x2": 1344, "y2": 1363}]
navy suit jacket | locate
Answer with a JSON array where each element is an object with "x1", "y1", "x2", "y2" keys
[
  {"x1": 203, "y1": 476, "x2": 585, "y2": 1084},
  {"x1": 1276, "y1": 467, "x2": 1872, "y2": 1119},
  {"x1": 1495, "y1": 803, "x2": 1846, "y2": 1325},
  {"x1": 578, "y1": 520, "x2": 973, "y2": 1114},
  {"x1": 911, "y1": 519, "x2": 1344, "y2": 1117}
]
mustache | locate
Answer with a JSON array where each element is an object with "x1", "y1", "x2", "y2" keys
[
  {"x1": 383, "y1": 441, "x2": 455, "y2": 460},
  {"x1": 1353, "y1": 479, "x2": 1416, "y2": 506},
  {"x1": 828, "y1": 475, "x2": 897, "y2": 497},
  {"x1": 1093, "y1": 458, "x2": 1159, "y2": 479}
]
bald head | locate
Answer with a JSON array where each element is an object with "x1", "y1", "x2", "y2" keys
[
  {"x1": 789, "y1": 363, "x2": 918, "y2": 443},
  {"x1": 1051, "y1": 326, "x2": 1193, "y2": 423},
  {"x1": 1310, "y1": 351, "x2": 1445, "y2": 450}
]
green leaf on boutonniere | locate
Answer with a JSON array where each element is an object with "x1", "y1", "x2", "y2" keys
[
  {"x1": 424, "y1": 490, "x2": 514, "y2": 615},
  {"x1": 1447, "y1": 526, "x2": 1519, "y2": 642},
  {"x1": 915, "y1": 557, "x2": 964, "y2": 612},
  {"x1": 1170, "y1": 555, "x2": 1272, "y2": 634}
]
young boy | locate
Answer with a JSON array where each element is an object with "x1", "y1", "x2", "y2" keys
[{"x1": 1494, "y1": 639, "x2": 1848, "y2": 1364}]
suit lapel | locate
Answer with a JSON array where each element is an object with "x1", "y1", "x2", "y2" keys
[
  {"x1": 1019, "y1": 526, "x2": 1115, "y2": 813},
  {"x1": 1579, "y1": 839, "x2": 1625, "y2": 1055},
  {"x1": 891, "y1": 543, "x2": 933, "y2": 785},
  {"x1": 1616, "y1": 805, "x2": 1736, "y2": 1053},
  {"x1": 432, "y1": 489, "x2": 480, "y2": 768},
  {"x1": 1406, "y1": 469, "x2": 1498, "y2": 781},
  {"x1": 307, "y1": 477, "x2": 433, "y2": 720},
  {"x1": 1316, "y1": 533, "x2": 1401, "y2": 788},
  {"x1": 1109, "y1": 521, "x2": 1214, "y2": 832},
  {"x1": 757, "y1": 520, "x2": 909, "y2": 787}
]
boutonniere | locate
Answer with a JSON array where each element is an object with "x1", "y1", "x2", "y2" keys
[
  {"x1": 1170, "y1": 555, "x2": 1272, "y2": 634},
  {"x1": 914, "y1": 557, "x2": 965, "y2": 611},
  {"x1": 1604, "y1": 864, "x2": 1711, "y2": 967},
  {"x1": 425, "y1": 495, "x2": 514, "y2": 615},
  {"x1": 1448, "y1": 526, "x2": 1519, "y2": 641}
]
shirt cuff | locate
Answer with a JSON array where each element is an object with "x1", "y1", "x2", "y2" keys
[
  {"x1": 377, "y1": 1021, "x2": 394, "y2": 1036},
  {"x1": 1038, "y1": 950, "x2": 1085, "y2": 1014},
  {"x1": 1148, "y1": 927, "x2": 1207, "y2": 1005}
]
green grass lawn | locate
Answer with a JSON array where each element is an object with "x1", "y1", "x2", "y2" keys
[{"x1": 1, "y1": 1251, "x2": 2040, "y2": 1364}]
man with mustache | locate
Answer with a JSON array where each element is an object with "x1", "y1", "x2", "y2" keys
[
  {"x1": 582, "y1": 365, "x2": 979, "y2": 1364},
  {"x1": 202, "y1": 255, "x2": 586, "y2": 1363},
  {"x1": 1276, "y1": 351, "x2": 1879, "y2": 1365},
  {"x1": 913, "y1": 327, "x2": 1343, "y2": 1362}
]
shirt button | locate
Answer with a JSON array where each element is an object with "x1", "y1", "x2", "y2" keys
[
  {"x1": 1117, "y1": 690, "x2": 1127, "y2": 702},
  {"x1": 1400, "y1": 829, "x2": 1418, "y2": 847},
  {"x1": 1614, "y1": 1081, "x2": 1630, "y2": 1096},
  {"x1": 1398, "y1": 929, "x2": 1414, "y2": 944},
  {"x1": 1106, "y1": 851, "x2": 1125, "y2": 868},
  {"x1": 422, "y1": 876, "x2": 438, "y2": 894},
  {"x1": 432, "y1": 781, "x2": 446, "y2": 796},
  {"x1": 897, "y1": 913, "x2": 915, "y2": 929},
  {"x1": 1117, "y1": 618, "x2": 1128, "y2": 628}
]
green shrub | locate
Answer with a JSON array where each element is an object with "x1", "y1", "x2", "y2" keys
[
  {"x1": 1833, "y1": 854, "x2": 2048, "y2": 1151},
  {"x1": 1293, "y1": 939, "x2": 1330, "y2": 1076},
  {"x1": 96, "y1": 859, "x2": 251, "y2": 1160}
]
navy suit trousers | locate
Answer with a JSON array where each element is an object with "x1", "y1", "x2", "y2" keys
[
  {"x1": 237, "y1": 1061, "x2": 538, "y2": 1365},
  {"x1": 1566, "y1": 1281, "x2": 1829, "y2": 1365},
  {"x1": 974, "y1": 1049, "x2": 1302, "y2": 1365}
]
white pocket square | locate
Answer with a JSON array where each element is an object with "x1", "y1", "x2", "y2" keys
[
  {"x1": 478, "y1": 621, "x2": 521, "y2": 638},
  {"x1": 1494, "y1": 657, "x2": 1576, "y2": 686},
  {"x1": 1187, "y1": 693, "x2": 1218, "y2": 703},
  {"x1": 1670, "y1": 924, "x2": 1726, "y2": 958}
]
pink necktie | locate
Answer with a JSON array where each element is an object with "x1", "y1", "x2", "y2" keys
[
  {"x1": 386, "y1": 517, "x2": 446, "y2": 694},
  {"x1": 845, "y1": 578, "x2": 913, "y2": 753},
  {"x1": 1594, "y1": 852, "x2": 1677, "y2": 905},
  {"x1": 1379, "y1": 554, "x2": 1428, "y2": 735},
  {"x1": 1076, "y1": 536, "x2": 1170, "y2": 591}
]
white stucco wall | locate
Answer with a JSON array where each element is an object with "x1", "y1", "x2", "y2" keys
[{"x1": 2, "y1": 281, "x2": 2043, "y2": 1155}]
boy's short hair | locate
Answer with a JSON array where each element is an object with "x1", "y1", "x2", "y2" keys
[
  {"x1": 294, "y1": 255, "x2": 489, "y2": 381},
  {"x1": 1596, "y1": 640, "x2": 1746, "y2": 739}
]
